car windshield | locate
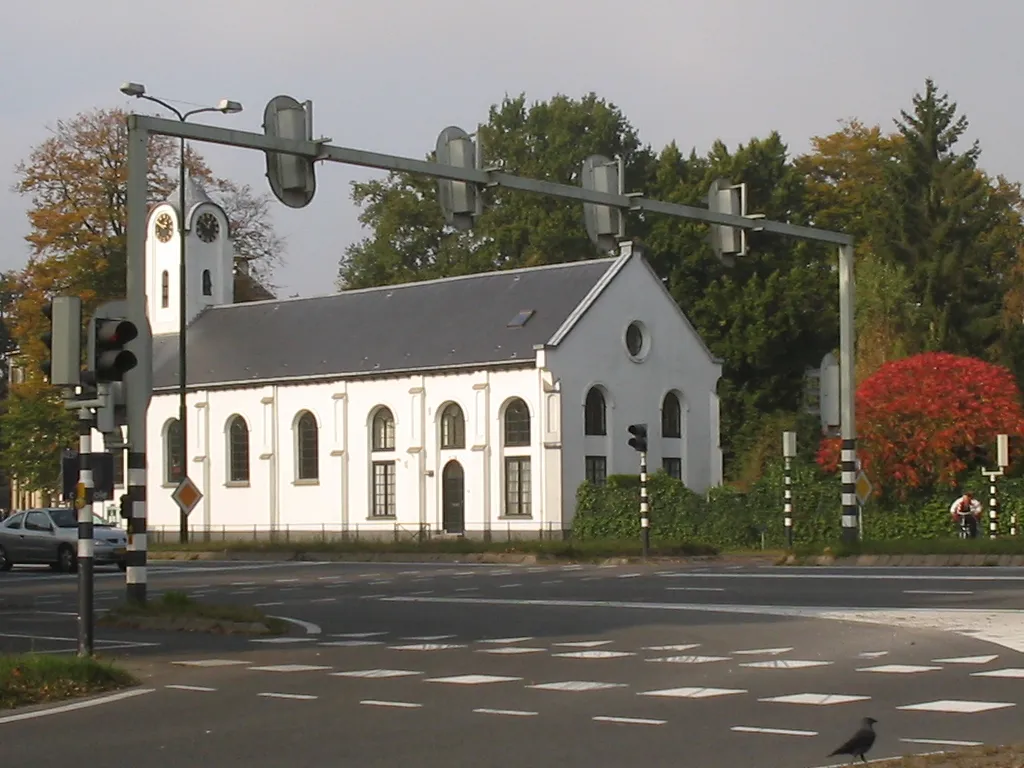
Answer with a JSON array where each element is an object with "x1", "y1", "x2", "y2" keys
[{"x1": 48, "y1": 509, "x2": 111, "y2": 528}]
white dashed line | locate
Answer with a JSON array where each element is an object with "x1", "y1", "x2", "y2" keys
[
  {"x1": 740, "y1": 660, "x2": 833, "y2": 669},
  {"x1": 331, "y1": 669, "x2": 421, "y2": 679},
  {"x1": 528, "y1": 681, "x2": 627, "y2": 692},
  {"x1": 172, "y1": 659, "x2": 250, "y2": 667},
  {"x1": 258, "y1": 692, "x2": 318, "y2": 700},
  {"x1": 644, "y1": 644, "x2": 700, "y2": 652},
  {"x1": 425, "y1": 675, "x2": 523, "y2": 685},
  {"x1": 904, "y1": 590, "x2": 974, "y2": 595},
  {"x1": 554, "y1": 651, "x2": 635, "y2": 659},
  {"x1": 647, "y1": 655, "x2": 730, "y2": 664},
  {"x1": 360, "y1": 700, "x2": 422, "y2": 708},
  {"x1": 478, "y1": 647, "x2": 546, "y2": 655},
  {"x1": 319, "y1": 640, "x2": 383, "y2": 647},
  {"x1": 900, "y1": 738, "x2": 984, "y2": 747},
  {"x1": 474, "y1": 708, "x2": 538, "y2": 717},
  {"x1": 249, "y1": 638, "x2": 314, "y2": 645},
  {"x1": 555, "y1": 640, "x2": 613, "y2": 648},
  {"x1": 732, "y1": 647, "x2": 793, "y2": 655},
  {"x1": 898, "y1": 699, "x2": 1016, "y2": 713},
  {"x1": 857, "y1": 664, "x2": 942, "y2": 674},
  {"x1": 333, "y1": 632, "x2": 388, "y2": 638},
  {"x1": 666, "y1": 586, "x2": 725, "y2": 592},
  {"x1": 478, "y1": 637, "x2": 533, "y2": 644},
  {"x1": 388, "y1": 643, "x2": 467, "y2": 651},
  {"x1": 166, "y1": 685, "x2": 217, "y2": 692},
  {"x1": 402, "y1": 634, "x2": 456, "y2": 641},
  {"x1": 731, "y1": 726, "x2": 817, "y2": 737},
  {"x1": 760, "y1": 693, "x2": 870, "y2": 706},
  {"x1": 254, "y1": 601, "x2": 285, "y2": 608},
  {"x1": 594, "y1": 716, "x2": 665, "y2": 725},
  {"x1": 249, "y1": 664, "x2": 332, "y2": 672},
  {"x1": 639, "y1": 687, "x2": 746, "y2": 699},
  {"x1": 970, "y1": 668, "x2": 1024, "y2": 678},
  {"x1": 933, "y1": 654, "x2": 998, "y2": 664}
]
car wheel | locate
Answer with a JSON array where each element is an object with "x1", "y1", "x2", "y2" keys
[
  {"x1": 58, "y1": 545, "x2": 77, "y2": 574},
  {"x1": 0, "y1": 545, "x2": 11, "y2": 572}
]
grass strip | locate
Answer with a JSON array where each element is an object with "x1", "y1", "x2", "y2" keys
[
  {"x1": 99, "y1": 591, "x2": 289, "y2": 634},
  {"x1": 794, "y1": 537, "x2": 1024, "y2": 558},
  {"x1": 0, "y1": 653, "x2": 136, "y2": 710},
  {"x1": 874, "y1": 744, "x2": 1024, "y2": 766}
]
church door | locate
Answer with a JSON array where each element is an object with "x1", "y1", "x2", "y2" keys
[{"x1": 442, "y1": 460, "x2": 465, "y2": 534}]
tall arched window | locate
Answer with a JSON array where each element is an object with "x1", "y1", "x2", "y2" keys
[
  {"x1": 503, "y1": 398, "x2": 531, "y2": 447},
  {"x1": 372, "y1": 407, "x2": 395, "y2": 452},
  {"x1": 295, "y1": 411, "x2": 319, "y2": 481},
  {"x1": 370, "y1": 407, "x2": 396, "y2": 517},
  {"x1": 661, "y1": 392, "x2": 682, "y2": 438},
  {"x1": 440, "y1": 403, "x2": 465, "y2": 449},
  {"x1": 584, "y1": 387, "x2": 607, "y2": 435},
  {"x1": 164, "y1": 419, "x2": 183, "y2": 484},
  {"x1": 161, "y1": 271, "x2": 169, "y2": 308},
  {"x1": 227, "y1": 415, "x2": 250, "y2": 483},
  {"x1": 202, "y1": 269, "x2": 212, "y2": 296}
]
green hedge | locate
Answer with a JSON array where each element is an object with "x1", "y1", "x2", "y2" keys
[{"x1": 572, "y1": 461, "x2": 1024, "y2": 549}]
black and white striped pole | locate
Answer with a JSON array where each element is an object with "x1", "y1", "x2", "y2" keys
[
  {"x1": 76, "y1": 406, "x2": 95, "y2": 657},
  {"x1": 782, "y1": 431, "x2": 797, "y2": 548},
  {"x1": 628, "y1": 423, "x2": 650, "y2": 558},
  {"x1": 981, "y1": 434, "x2": 1009, "y2": 540}
]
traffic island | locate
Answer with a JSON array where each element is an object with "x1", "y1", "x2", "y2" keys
[
  {"x1": 98, "y1": 591, "x2": 290, "y2": 636},
  {"x1": 0, "y1": 653, "x2": 137, "y2": 710},
  {"x1": 873, "y1": 743, "x2": 1023, "y2": 766}
]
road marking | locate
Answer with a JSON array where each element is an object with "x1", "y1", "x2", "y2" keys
[
  {"x1": 407, "y1": 590, "x2": 434, "y2": 596},
  {"x1": 640, "y1": 687, "x2": 746, "y2": 699},
  {"x1": 455, "y1": 587, "x2": 478, "y2": 592},
  {"x1": 731, "y1": 726, "x2": 817, "y2": 737},
  {"x1": 594, "y1": 715, "x2": 665, "y2": 725},
  {"x1": 857, "y1": 664, "x2": 942, "y2": 674},
  {"x1": 310, "y1": 597, "x2": 337, "y2": 603},
  {"x1": 644, "y1": 644, "x2": 700, "y2": 652},
  {"x1": 0, "y1": 688, "x2": 155, "y2": 725},
  {"x1": 333, "y1": 632, "x2": 388, "y2": 638},
  {"x1": 904, "y1": 590, "x2": 974, "y2": 595},
  {"x1": 258, "y1": 692, "x2": 318, "y2": 700},
  {"x1": 898, "y1": 699, "x2": 1016, "y2": 713},
  {"x1": 249, "y1": 637, "x2": 315, "y2": 644},
  {"x1": 740, "y1": 660, "x2": 833, "y2": 669},
  {"x1": 478, "y1": 647, "x2": 546, "y2": 655},
  {"x1": 402, "y1": 634, "x2": 456, "y2": 641},
  {"x1": 667, "y1": 586, "x2": 725, "y2": 592},
  {"x1": 478, "y1": 636, "x2": 533, "y2": 644},
  {"x1": 554, "y1": 640, "x2": 613, "y2": 648},
  {"x1": 933, "y1": 654, "x2": 998, "y2": 664},
  {"x1": 617, "y1": 573, "x2": 642, "y2": 579},
  {"x1": 360, "y1": 700, "x2": 422, "y2": 708},
  {"x1": 474, "y1": 708, "x2": 538, "y2": 717},
  {"x1": 266, "y1": 615, "x2": 322, "y2": 635},
  {"x1": 733, "y1": 647, "x2": 793, "y2": 655},
  {"x1": 425, "y1": 674, "x2": 523, "y2": 685},
  {"x1": 900, "y1": 738, "x2": 984, "y2": 747},
  {"x1": 249, "y1": 664, "x2": 332, "y2": 672},
  {"x1": 172, "y1": 659, "x2": 250, "y2": 667},
  {"x1": 230, "y1": 589, "x2": 258, "y2": 595},
  {"x1": 274, "y1": 578, "x2": 300, "y2": 583},
  {"x1": 231, "y1": 581, "x2": 257, "y2": 586},
  {"x1": 858, "y1": 651, "x2": 889, "y2": 658},
  {"x1": 166, "y1": 685, "x2": 216, "y2": 692},
  {"x1": 760, "y1": 693, "x2": 870, "y2": 706},
  {"x1": 647, "y1": 655, "x2": 730, "y2": 664},
  {"x1": 646, "y1": 572, "x2": 1024, "y2": 582},
  {"x1": 319, "y1": 640, "x2": 383, "y2": 647},
  {"x1": 497, "y1": 583, "x2": 522, "y2": 588},
  {"x1": 554, "y1": 650, "x2": 636, "y2": 659},
  {"x1": 389, "y1": 643, "x2": 467, "y2": 651},
  {"x1": 529, "y1": 681, "x2": 628, "y2": 692},
  {"x1": 331, "y1": 669, "x2": 421, "y2": 679},
  {"x1": 971, "y1": 667, "x2": 1024, "y2": 678},
  {"x1": 540, "y1": 579, "x2": 562, "y2": 584}
]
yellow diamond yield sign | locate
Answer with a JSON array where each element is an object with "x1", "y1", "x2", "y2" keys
[
  {"x1": 172, "y1": 476, "x2": 203, "y2": 517},
  {"x1": 855, "y1": 471, "x2": 873, "y2": 505}
]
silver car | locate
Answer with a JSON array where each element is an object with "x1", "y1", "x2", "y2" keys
[{"x1": 0, "y1": 508, "x2": 128, "y2": 573}]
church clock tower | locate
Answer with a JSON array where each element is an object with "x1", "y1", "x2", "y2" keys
[{"x1": 145, "y1": 177, "x2": 234, "y2": 335}]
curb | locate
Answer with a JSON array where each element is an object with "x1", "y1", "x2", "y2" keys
[
  {"x1": 148, "y1": 550, "x2": 751, "y2": 566},
  {"x1": 783, "y1": 553, "x2": 1024, "y2": 567}
]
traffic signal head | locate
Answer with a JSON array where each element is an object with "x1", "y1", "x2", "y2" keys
[
  {"x1": 119, "y1": 493, "x2": 131, "y2": 520},
  {"x1": 90, "y1": 317, "x2": 138, "y2": 382},
  {"x1": 39, "y1": 297, "x2": 82, "y2": 385},
  {"x1": 628, "y1": 423, "x2": 648, "y2": 453}
]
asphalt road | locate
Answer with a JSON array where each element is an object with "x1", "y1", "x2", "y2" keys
[{"x1": 2, "y1": 560, "x2": 1023, "y2": 768}]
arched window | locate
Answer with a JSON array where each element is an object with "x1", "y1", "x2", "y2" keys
[
  {"x1": 202, "y1": 269, "x2": 212, "y2": 296},
  {"x1": 584, "y1": 387, "x2": 607, "y2": 435},
  {"x1": 164, "y1": 419, "x2": 183, "y2": 484},
  {"x1": 372, "y1": 407, "x2": 395, "y2": 451},
  {"x1": 295, "y1": 411, "x2": 319, "y2": 481},
  {"x1": 161, "y1": 271, "x2": 169, "y2": 308},
  {"x1": 227, "y1": 415, "x2": 249, "y2": 483},
  {"x1": 440, "y1": 403, "x2": 465, "y2": 449},
  {"x1": 662, "y1": 392, "x2": 682, "y2": 438},
  {"x1": 503, "y1": 398, "x2": 531, "y2": 447}
]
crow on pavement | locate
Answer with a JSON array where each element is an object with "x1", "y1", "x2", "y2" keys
[{"x1": 828, "y1": 717, "x2": 877, "y2": 763}]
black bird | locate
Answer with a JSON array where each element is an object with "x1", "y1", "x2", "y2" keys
[{"x1": 828, "y1": 717, "x2": 877, "y2": 763}]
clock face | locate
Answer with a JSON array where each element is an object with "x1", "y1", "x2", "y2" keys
[
  {"x1": 196, "y1": 213, "x2": 220, "y2": 243},
  {"x1": 155, "y1": 213, "x2": 174, "y2": 243}
]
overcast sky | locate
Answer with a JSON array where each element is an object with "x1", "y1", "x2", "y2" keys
[{"x1": 2, "y1": 0, "x2": 1021, "y2": 298}]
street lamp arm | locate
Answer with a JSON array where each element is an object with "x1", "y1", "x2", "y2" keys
[
  {"x1": 183, "y1": 106, "x2": 224, "y2": 121},
  {"x1": 134, "y1": 93, "x2": 185, "y2": 121}
]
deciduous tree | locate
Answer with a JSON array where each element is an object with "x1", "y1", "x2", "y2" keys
[{"x1": 817, "y1": 352, "x2": 1024, "y2": 496}]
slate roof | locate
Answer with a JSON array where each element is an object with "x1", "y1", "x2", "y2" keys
[{"x1": 152, "y1": 258, "x2": 618, "y2": 391}]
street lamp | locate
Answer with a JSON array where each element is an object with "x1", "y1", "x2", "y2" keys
[{"x1": 119, "y1": 82, "x2": 242, "y2": 543}]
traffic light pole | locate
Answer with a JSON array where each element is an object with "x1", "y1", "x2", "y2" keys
[
  {"x1": 76, "y1": 407, "x2": 95, "y2": 657},
  {"x1": 124, "y1": 110, "x2": 860, "y2": 556},
  {"x1": 639, "y1": 450, "x2": 650, "y2": 559}
]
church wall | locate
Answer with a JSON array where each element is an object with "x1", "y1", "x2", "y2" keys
[
  {"x1": 545, "y1": 249, "x2": 724, "y2": 528},
  {"x1": 144, "y1": 365, "x2": 560, "y2": 538}
]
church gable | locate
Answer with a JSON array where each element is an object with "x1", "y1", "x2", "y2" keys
[{"x1": 152, "y1": 258, "x2": 618, "y2": 390}]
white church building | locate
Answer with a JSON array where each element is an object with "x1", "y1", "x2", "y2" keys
[{"x1": 105, "y1": 180, "x2": 724, "y2": 539}]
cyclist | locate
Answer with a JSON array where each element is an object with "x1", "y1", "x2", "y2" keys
[{"x1": 950, "y1": 491, "x2": 983, "y2": 538}]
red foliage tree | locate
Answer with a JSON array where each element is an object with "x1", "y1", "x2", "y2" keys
[{"x1": 817, "y1": 352, "x2": 1024, "y2": 496}]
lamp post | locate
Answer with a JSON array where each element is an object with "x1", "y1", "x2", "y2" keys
[{"x1": 119, "y1": 82, "x2": 242, "y2": 542}]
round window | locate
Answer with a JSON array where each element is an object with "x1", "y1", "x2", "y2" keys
[{"x1": 625, "y1": 321, "x2": 648, "y2": 361}]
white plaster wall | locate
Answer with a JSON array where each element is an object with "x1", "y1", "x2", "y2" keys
[
  {"x1": 143, "y1": 365, "x2": 558, "y2": 535},
  {"x1": 545, "y1": 251, "x2": 723, "y2": 527}
]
